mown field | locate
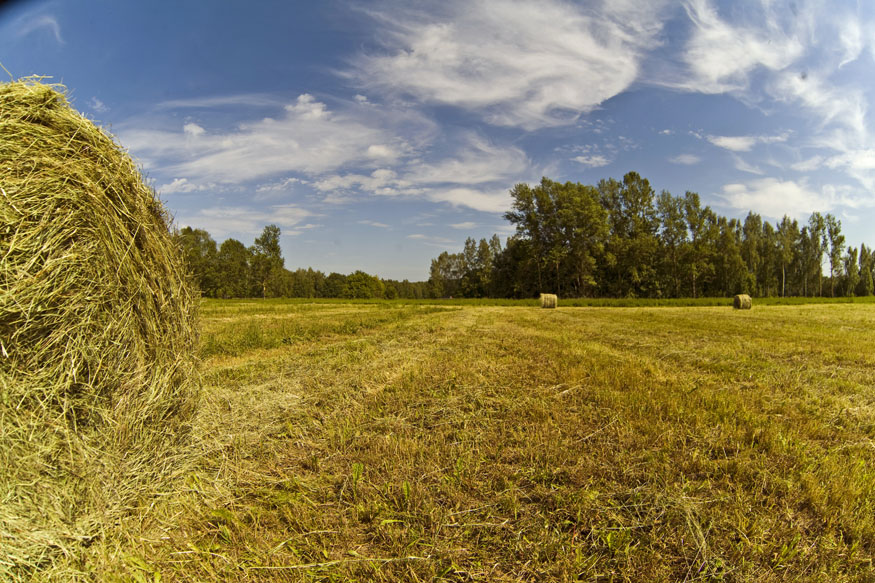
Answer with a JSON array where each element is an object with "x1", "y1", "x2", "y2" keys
[{"x1": 111, "y1": 300, "x2": 875, "y2": 582}]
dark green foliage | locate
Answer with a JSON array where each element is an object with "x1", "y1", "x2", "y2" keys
[
  {"x1": 179, "y1": 171, "x2": 868, "y2": 301},
  {"x1": 439, "y1": 172, "x2": 866, "y2": 300}
]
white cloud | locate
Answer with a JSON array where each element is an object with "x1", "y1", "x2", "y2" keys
[
  {"x1": 719, "y1": 178, "x2": 829, "y2": 220},
  {"x1": 355, "y1": 0, "x2": 668, "y2": 129},
  {"x1": 311, "y1": 133, "x2": 529, "y2": 211},
  {"x1": 707, "y1": 135, "x2": 757, "y2": 152},
  {"x1": 89, "y1": 97, "x2": 107, "y2": 113},
  {"x1": 183, "y1": 122, "x2": 205, "y2": 137},
  {"x1": 678, "y1": 0, "x2": 803, "y2": 94},
  {"x1": 158, "y1": 177, "x2": 216, "y2": 194},
  {"x1": 573, "y1": 155, "x2": 610, "y2": 167},
  {"x1": 427, "y1": 187, "x2": 510, "y2": 213},
  {"x1": 406, "y1": 233, "x2": 455, "y2": 246},
  {"x1": 450, "y1": 221, "x2": 476, "y2": 229},
  {"x1": 358, "y1": 221, "x2": 391, "y2": 229},
  {"x1": 119, "y1": 94, "x2": 426, "y2": 185},
  {"x1": 669, "y1": 154, "x2": 701, "y2": 165},
  {"x1": 313, "y1": 168, "x2": 416, "y2": 196},
  {"x1": 706, "y1": 133, "x2": 788, "y2": 152},
  {"x1": 407, "y1": 135, "x2": 528, "y2": 185},
  {"x1": 837, "y1": 16, "x2": 864, "y2": 68},
  {"x1": 179, "y1": 204, "x2": 313, "y2": 236},
  {"x1": 791, "y1": 156, "x2": 825, "y2": 172},
  {"x1": 366, "y1": 144, "x2": 395, "y2": 158},
  {"x1": 17, "y1": 14, "x2": 63, "y2": 44},
  {"x1": 825, "y1": 149, "x2": 875, "y2": 192},
  {"x1": 358, "y1": 220, "x2": 390, "y2": 228},
  {"x1": 255, "y1": 177, "x2": 304, "y2": 193},
  {"x1": 732, "y1": 155, "x2": 764, "y2": 175},
  {"x1": 769, "y1": 71, "x2": 867, "y2": 142}
]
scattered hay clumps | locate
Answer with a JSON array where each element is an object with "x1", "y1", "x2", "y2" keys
[
  {"x1": 733, "y1": 294, "x2": 753, "y2": 310},
  {"x1": 0, "y1": 80, "x2": 199, "y2": 578},
  {"x1": 540, "y1": 293, "x2": 558, "y2": 309}
]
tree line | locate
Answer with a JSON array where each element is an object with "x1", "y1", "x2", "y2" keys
[
  {"x1": 175, "y1": 224, "x2": 430, "y2": 300},
  {"x1": 176, "y1": 171, "x2": 872, "y2": 301},
  {"x1": 429, "y1": 172, "x2": 874, "y2": 299}
]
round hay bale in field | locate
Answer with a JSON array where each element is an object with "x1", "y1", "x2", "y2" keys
[
  {"x1": 540, "y1": 293, "x2": 558, "y2": 309},
  {"x1": 0, "y1": 80, "x2": 198, "y2": 577},
  {"x1": 733, "y1": 294, "x2": 752, "y2": 310}
]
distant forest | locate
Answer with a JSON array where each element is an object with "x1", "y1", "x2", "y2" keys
[{"x1": 176, "y1": 172, "x2": 874, "y2": 300}]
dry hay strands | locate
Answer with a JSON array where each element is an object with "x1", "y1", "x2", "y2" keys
[
  {"x1": 733, "y1": 294, "x2": 753, "y2": 310},
  {"x1": 0, "y1": 79, "x2": 199, "y2": 579},
  {"x1": 540, "y1": 293, "x2": 558, "y2": 309}
]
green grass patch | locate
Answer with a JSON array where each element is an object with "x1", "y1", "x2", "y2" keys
[{"x1": 83, "y1": 302, "x2": 875, "y2": 581}]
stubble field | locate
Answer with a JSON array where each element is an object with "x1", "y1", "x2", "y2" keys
[{"x1": 110, "y1": 300, "x2": 875, "y2": 582}]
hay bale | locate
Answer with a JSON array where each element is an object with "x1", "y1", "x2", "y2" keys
[
  {"x1": 0, "y1": 80, "x2": 198, "y2": 577},
  {"x1": 733, "y1": 294, "x2": 752, "y2": 310},
  {"x1": 540, "y1": 293, "x2": 558, "y2": 309}
]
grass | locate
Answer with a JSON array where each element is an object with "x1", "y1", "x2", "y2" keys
[
  {"x1": 74, "y1": 300, "x2": 875, "y2": 581},
  {"x1": 203, "y1": 295, "x2": 875, "y2": 309}
]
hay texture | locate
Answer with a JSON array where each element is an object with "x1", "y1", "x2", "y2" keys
[
  {"x1": 0, "y1": 80, "x2": 198, "y2": 577},
  {"x1": 540, "y1": 293, "x2": 558, "y2": 309},
  {"x1": 733, "y1": 294, "x2": 752, "y2": 310}
]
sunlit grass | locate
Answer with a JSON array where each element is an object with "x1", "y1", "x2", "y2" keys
[{"x1": 97, "y1": 301, "x2": 875, "y2": 581}]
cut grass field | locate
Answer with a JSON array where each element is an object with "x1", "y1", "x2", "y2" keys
[{"x1": 103, "y1": 300, "x2": 875, "y2": 582}]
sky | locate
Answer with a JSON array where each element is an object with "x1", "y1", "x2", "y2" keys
[{"x1": 2, "y1": 0, "x2": 875, "y2": 281}]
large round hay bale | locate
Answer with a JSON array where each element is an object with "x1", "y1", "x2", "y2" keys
[
  {"x1": 733, "y1": 294, "x2": 752, "y2": 309},
  {"x1": 540, "y1": 293, "x2": 558, "y2": 308},
  {"x1": 0, "y1": 80, "x2": 198, "y2": 577}
]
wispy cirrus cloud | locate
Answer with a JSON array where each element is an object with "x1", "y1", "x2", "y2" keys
[
  {"x1": 671, "y1": 0, "x2": 875, "y2": 197},
  {"x1": 719, "y1": 178, "x2": 829, "y2": 220},
  {"x1": 358, "y1": 220, "x2": 390, "y2": 228},
  {"x1": 573, "y1": 154, "x2": 610, "y2": 168},
  {"x1": 354, "y1": 0, "x2": 668, "y2": 130},
  {"x1": 706, "y1": 133, "x2": 789, "y2": 152},
  {"x1": 120, "y1": 93, "x2": 430, "y2": 184},
  {"x1": 312, "y1": 133, "x2": 530, "y2": 212},
  {"x1": 177, "y1": 204, "x2": 314, "y2": 236},
  {"x1": 677, "y1": 0, "x2": 803, "y2": 94},
  {"x1": 17, "y1": 13, "x2": 63, "y2": 44},
  {"x1": 669, "y1": 154, "x2": 701, "y2": 165}
]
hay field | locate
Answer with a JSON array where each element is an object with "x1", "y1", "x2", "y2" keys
[{"x1": 109, "y1": 301, "x2": 874, "y2": 581}]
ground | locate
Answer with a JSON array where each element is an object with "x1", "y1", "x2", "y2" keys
[{"x1": 110, "y1": 300, "x2": 875, "y2": 582}]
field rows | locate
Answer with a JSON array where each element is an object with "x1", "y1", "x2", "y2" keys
[{"x1": 116, "y1": 301, "x2": 875, "y2": 582}]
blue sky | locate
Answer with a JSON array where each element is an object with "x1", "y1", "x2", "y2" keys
[{"x1": 2, "y1": 0, "x2": 875, "y2": 281}]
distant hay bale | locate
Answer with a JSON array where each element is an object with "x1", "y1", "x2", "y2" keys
[
  {"x1": 540, "y1": 293, "x2": 558, "y2": 309},
  {"x1": 0, "y1": 80, "x2": 198, "y2": 577},
  {"x1": 733, "y1": 294, "x2": 752, "y2": 310}
]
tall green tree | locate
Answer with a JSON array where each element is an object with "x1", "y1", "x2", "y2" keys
[
  {"x1": 683, "y1": 192, "x2": 716, "y2": 298},
  {"x1": 843, "y1": 247, "x2": 859, "y2": 297},
  {"x1": 600, "y1": 172, "x2": 659, "y2": 297},
  {"x1": 825, "y1": 214, "x2": 845, "y2": 297},
  {"x1": 741, "y1": 212, "x2": 762, "y2": 295},
  {"x1": 776, "y1": 216, "x2": 799, "y2": 297},
  {"x1": 656, "y1": 191, "x2": 686, "y2": 298},
  {"x1": 251, "y1": 224, "x2": 284, "y2": 298},
  {"x1": 858, "y1": 244, "x2": 874, "y2": 296},
  {"x1": 806, "y1": 213, "x2": 827, "y2": 296},
  {"x1": 215, "y1": 238, "x2": 251, "y2": 298},
  {"x1": 557, "y1": 182, "x2": 608, "y2": 297},
  {"x1": 175, "y1": 226, "x2": 219, "y2": 297}
]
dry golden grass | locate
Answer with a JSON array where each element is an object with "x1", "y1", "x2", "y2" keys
[
  {"x1": 66, "y1": 300, "x2": 872, "y2": 582},
  {"x1": 0, "y1": 80, "x2": 197, "y2": 581}
]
